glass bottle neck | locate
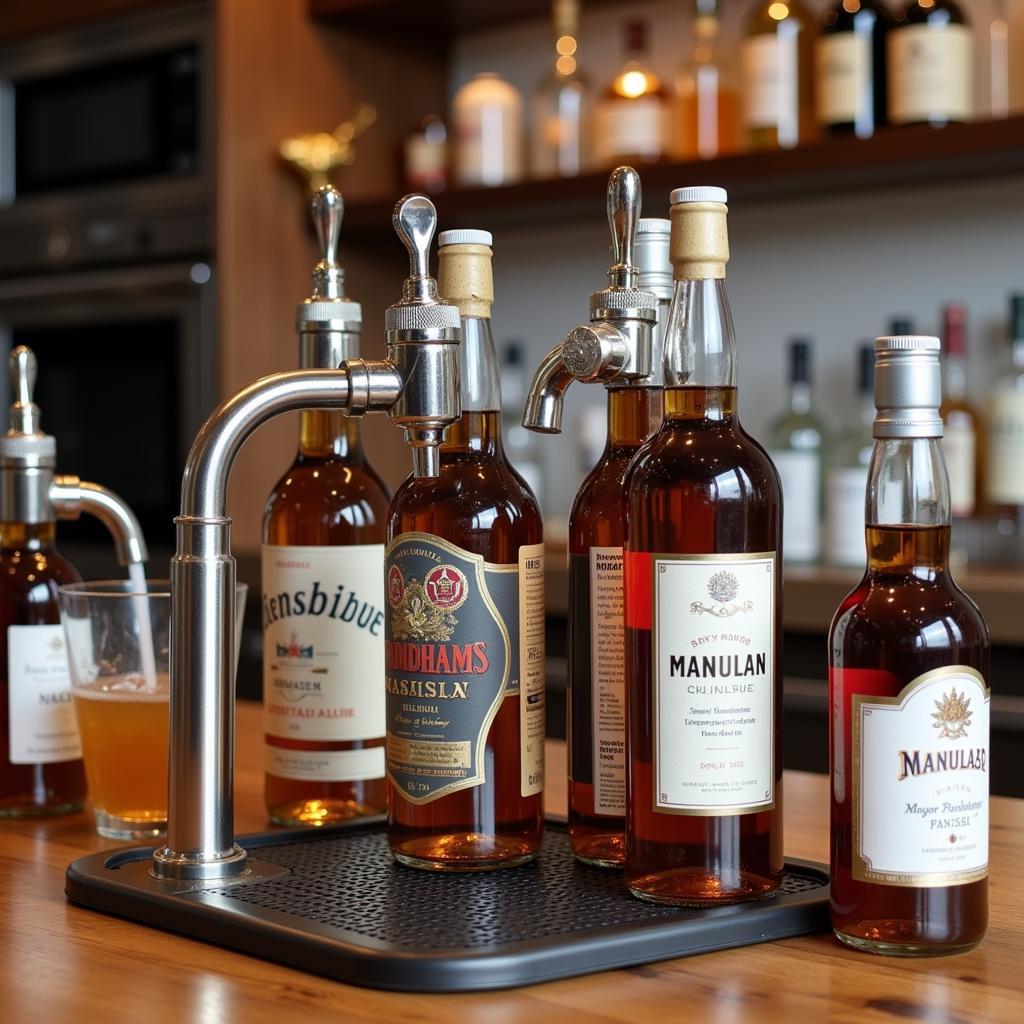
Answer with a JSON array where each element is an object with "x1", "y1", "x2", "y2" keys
[
  {"x1": 298, "y1": 410, "x2": 364, "y2": 459},
  {"x1": 0, "y1": 520, "x2": 58, "y2": 551},
  {"x1": 789, "y1": 381, "x2": 812, "y2": 415},
  {"x1": 663, "y1": 277, "x2": 736, "y2": 391},
  {"x1": 443, "y1": 315, "x2": 503, "y2": 453},
  {"x1": 944, "y1": 355, "x2": 967, "y2": 401},
  {"x1": 605, "y1": 387, "x2": 656, "y2": 449}
]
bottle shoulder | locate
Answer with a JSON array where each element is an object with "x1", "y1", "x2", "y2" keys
[{"x1": 765, "y1": 409, "x2": 828, "y2": 451}]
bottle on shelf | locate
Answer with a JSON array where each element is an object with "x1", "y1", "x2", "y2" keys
[
  {"x1": 674, "y1": 0, "x2": 739, "y2": 160},
  {"x1": 403, "y1": 114, "x2": 448, "y2": 193},
  {"x1": 988, "y1": 0, "x2": 1010, "y2": 119},
  {"x1": 742, "y1": 0, "x2": 818, "y2": 150},
  {"x1": 829, "y1": 335, "x2": 989, "y2": 956},
  {"x1": 453, "y1": 73, "x2": 525, "y2": 187},
  {"x1": 386, "y1": 226, "x2": 545, "y2": 871},
  {"x1": 262, "y1": 187, "x2": 390, "y2": 827},
  {"x1": 888, "y1": 315, "x2": 915, "y2": 336},
  {"x1": 624, "y1": 186, "x2": 783, "y2": 905},
  {"x1": 499, "y1": 340, "x2": 546, "y2": 507},
  {"x1": 888, "y1": 0, "x2": 973, "y2": 127},
  {"x1": 984, "y1": 294, "x2": 1024, "y2": 535},
  {"x1": 817, "y1": 0, "x2": 889, "y2": 138},
  {"x1": 767, "y1": 337, "x2": 827, "y2": 563},
  {"x1": 595, "y1": 20, "x2": 670, "y2": 166},
  {"x1": 532, "y1": 0, "x2": 592, "y2": 179},
  {"x1": 825, "y1": 343, "x2": 875, "y2": 568},
  {"x1": 939, "y1": 304, "x2": 980, "y2": 521}
]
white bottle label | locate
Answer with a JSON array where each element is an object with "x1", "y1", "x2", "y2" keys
[
  {"x1": 853, "y1": 667, "x2": 989, "y2": 886},
  {"x1": 266, "y1": 744, "x2": 385, "y2": 782},
  {"x1": 262, "y1": 544, "x2": 386, "y2": 746},
  {"x1": 590, "y1": 546, "x2": 626, "y2": 816},
  {"x1": 7, "y1": 624, "x2": 82, "y2": 764},
  {"x1": 942, "y1": 418, "x2": 976, "y2": 517},
  {"x1": 594, "y1": 97, "x2": 665, "y2": 162},
  {"x1": 653, "y1": 554, "x2": 776, "y2": 815},
  {"x1": 889, "y1": 24, "x2": 973, "y2": 124},
  {"x1": 826, "y1": 467, "x2": 868, "y2": 567},
  {"x1": 519, "y1": 543, "x2": 546, "y2": 799},
  {"x1": 769, "y1": 449, "x2": 821, "y2": 562},
  {"x1": 742, "y1": 29, "x2": 800, "y2": 145},
  {"x1": 817, "y1": 32, "x2": 869, "y2": 125},
  {"x1": 986, "y1": 390, "x2": 1024, "y2": 505}
]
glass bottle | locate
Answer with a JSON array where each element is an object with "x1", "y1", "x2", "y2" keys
[
  {"x1": 453, "y1": 73, "x2": 525, "y2": 187},
  {"x1": 829, "y1": 335, "x2": 989, "y2": 955},
  {"x1": 825, "y1": 343, "x2": 875, "y2": 568},
  {"x1": 0, "y1": 348, "x2": 85, "y2": 817},
  {"x1": 675, "y1": 0, "x2": 739, "y2": 160},
  {"x1": 595, "y1": 20, "x2": 671, "y2": 166},
  {"x1": 403, "y1": 114, "x2": 448, "y2": 193},
  {"x1": 817, "y1": 0, "x2": 889, "y2": 138},
  {"x1": 889, "y1": 0, "x2": 973, "y2": 127},
  {"x1": 742, "y1": 0, "x2": 818, "y2": 150},
  {"x1": 939, "y1": 304, "x2": 980, "y2": 520},
  {"x1": 532, "y1": 0, "x2": 592, "y2": 178},
  {"x1": 386, "y1": 229, "x2": 545, "y2": 871},
  {"x1": 263, "y1": 187, "x2": 390, "y2": 826},
  {"x1": 767, "y1": 338, "x2": 827, "y2": 563},
  {"x1": 624, "y1": 187, "x2": 783, "y2": 906},
  {"x1": 984, "y1": 295, "x2": 1024, "y2": 535},
  {"x1": 988, "y1": 0, "x2": 1010, "y2": 119}
]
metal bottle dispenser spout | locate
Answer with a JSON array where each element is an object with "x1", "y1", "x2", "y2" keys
[
  {"x1": 522, "y1": 167, "x2": 657, "y2": 434},
  {"x1": 153, "y1": 193, "x2": 461, "y2": 881},
  {"x1": 0, "y1": 346, "x2": 148, "y2": 566}
]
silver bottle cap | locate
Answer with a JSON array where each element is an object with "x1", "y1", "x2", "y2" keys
[
  {"x1": 635, "y1": 218, "x2": 672, "y2": 302},
  {"x1": 873, "y1": 335, "x2": 944, "y2": 439},
  {"x1": 0, "y1": 347, "x2": 56, "y2": 467}
]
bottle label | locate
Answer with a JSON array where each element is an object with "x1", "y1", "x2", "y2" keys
[
  {"x1": 817, "y1": 31, "x2": 869, "y2": 125},
  {"x1": 986, "y1": 390, "x2": 1024, "y2": 505},
  {"x1": 942, "y1": 418, "x2": 976, "y2": 517},
  {"x1": 851, "y1": 666, "x2": 989, "y2": 886},
  {"x1": 6, "y1": 624, "x2": 82, "y2": 764},
  {"x1": 742, "y1": 32, "x2": 799, "y2": 145},
  {"x1": 594, "y1": 96, "x2": 665, "y2": 161},
  {"x1": 769, "y1": 449, "x2": 821, "y2": 562},
  {"x1": 384, "y1": 533, "x2": 544, "y2": 805},
  {"x1": 826, "y1": 466, "x2": 868, "y2": 567},
  {"x1": 265, "y1": 744, "x2": 384, "y2": 782},
  {"x1": 262, "y1": 544, "x2": 386, "y2": 753},
  {"x1": 652, "y1": 553, "x2": 776, "y2": 815},
  {"x1": 889, "y1": 24, "x2": 973, "y2": 123}
]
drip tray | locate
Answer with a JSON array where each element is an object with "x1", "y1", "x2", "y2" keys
[{"x1": 66, "y1": 818, "x2": 830, "y2": 992}]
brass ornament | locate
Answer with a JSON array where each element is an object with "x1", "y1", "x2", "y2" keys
[{"x1": 279, "y1": 104, "x2": 377, "y2": 190}]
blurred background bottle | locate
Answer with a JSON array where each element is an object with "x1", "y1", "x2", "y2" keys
[
  {"x1": 403, "y1": 114, "x2": 448, "y2": 193},
  {"x1": 817, "y1": 0, "x2": 888, "y2": 138},
  {"x1": 674, "y1": 0, "x2": 739, "y2": 160},
  {"x1": 742, "y1": 0, "x2": 818, "y2": 150},
  {"x1": 825, "y1": 342, "x2": 875, "y2": 567},
  {"x1": 454, "y1": 72, "x2": 525, "y2": 187},
  {"x1": 595, "y1": 20, "x2": 670, "y2": 165},
  {"x1": 532, "y1": 0, "x2": 591, "y2": 179},
  {"x1": 985, "y1": 295, "x2": 1024, "y2": 537},
  {"x1": 767, "y1": 338, "x2": 827, "y2": 563},
  {"x1": 988, "y1": 0, "x2": 1010, "y2": 119},
  {"x1": 939, "y1": 304, "x2": 980, "y2": 521}
]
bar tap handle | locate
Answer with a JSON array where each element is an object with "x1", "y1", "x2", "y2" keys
[
  {"x1": 607, "y1": 165, "x2": 641, "y2": 290},
  {"x1": 309, "y1": 185, "x2": 345, "y2": 301},
  {"x1": 8, "y1": 345, "x2": 41, "y2": 436}
]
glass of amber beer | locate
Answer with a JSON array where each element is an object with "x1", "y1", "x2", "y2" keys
[{"x1": 58, "y1": 579, "x2": 247, "y2": 839}]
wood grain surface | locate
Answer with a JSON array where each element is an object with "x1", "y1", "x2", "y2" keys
[{"x1": 1, "y1": 700, "x2": 1021, "y2": 1023}]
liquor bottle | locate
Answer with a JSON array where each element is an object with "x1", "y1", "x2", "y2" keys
[
  {"x1": 453, "y1": 73, "x2": 525, "y2": 187},
  {"x1": 767, "y1": 338, "x2": 827, "y2": 563},
  {"x1": 889, "y1": 0, "x2": 973, "y2": 127},
  {"x1": 624, "y1": 187, "x2": 783, "y2": 905},
  {"x1": 939, "y1": 305, "x2": 979, "y2": 520},
  {"x1": 403, "y1": 114, "x2": 448, "y2": 193},
  {"x1": 0, "y1": 348, "x2": 85, "y2": 817},
  {"x1": 742, "y1": 0, "x2": 818, "y2": 150},
  {"x1": 595, "y1": 21, "x2": 670, "y2": 166},
  {"x1": 889, "y1": 315, "x2": 915, "y2": 336},
  {"x1": 263, "y1": 187, "x2": 390, "y2": 826},
  {"x1": 817, "y1": 0, "x2": 889, "y2": 138},
  {"x1": 826, "y1": 343, "x2": 875, "y2": 568},
  {"x1": 386, "y1": 227, "x2": 545, "y2": 871},
  {"x1": 829, "y1": 336, "x2": 989, "y2": 955},
  {"x1": 988, "y1": 0, "x2": 1010, "y2": 119},
  {"x1": 675, "y1": 0, "x2": 739, "y2": 160},
  {"x1": 985, "y1": 295, "x2": 1024, "y2": 532},
  {"x1": 499, "y1": 341, "x2": 546, "y2": 507},
  {"x1": 532, "y1": 0, "x2": 591, "y2": 178}
]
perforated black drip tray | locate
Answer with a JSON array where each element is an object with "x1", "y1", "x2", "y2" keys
[{"x1": 66, "y1": 818, "x2": 830, "y2": 992}]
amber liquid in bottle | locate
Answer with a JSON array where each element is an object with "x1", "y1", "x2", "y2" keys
[
  {"x1": 568, "y1": 386, "x2": 660, "y2": 866},
  {"x1": 0, "y1": 521, "x2": 86, "y2": 817},
  {"x1": 263, "y1": 410, "x2": 390, "y2": 825},
  {"x1": 387, "y1": 410, "x2": 544, "y2": 868}
]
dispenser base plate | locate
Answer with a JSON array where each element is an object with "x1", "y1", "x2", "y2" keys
[{"x1": 66, "y1": 818, "x2": 829, "y2": 992}]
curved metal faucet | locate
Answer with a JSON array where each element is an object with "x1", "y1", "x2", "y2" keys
[
  {"x1": 152, "y1": 194, "x2": 461, "y2": 881},
  {"x1": 522, "y1": 167, "x2": 657, "y2": 434}
]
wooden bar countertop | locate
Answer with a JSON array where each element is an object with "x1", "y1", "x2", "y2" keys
[{"x1": 1, "y1": 700, "x2": 1021, "y2": 1023}]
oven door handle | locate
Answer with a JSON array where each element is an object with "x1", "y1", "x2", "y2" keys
[{"x1": 0, "y1": 262, "x2": 211, "y2": 303}]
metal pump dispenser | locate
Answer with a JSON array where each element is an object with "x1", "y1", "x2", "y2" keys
[
  {"x1": 153, "y1": 194, "x2": 461, "y2": 881},
  {"x1": 522, "y1": 167, "x2": 657, "y2": 434},
  {"x1": 0, "y1": 346, "x2": 147, "y2": 566}
]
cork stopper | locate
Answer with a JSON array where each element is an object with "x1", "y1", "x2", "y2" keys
[
  {"x1": 669, "y1": 186, "x2": 729, "y2": 281},
  {"x1": 437, "y1": 229, "x2": 494, "y2": 320}
]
